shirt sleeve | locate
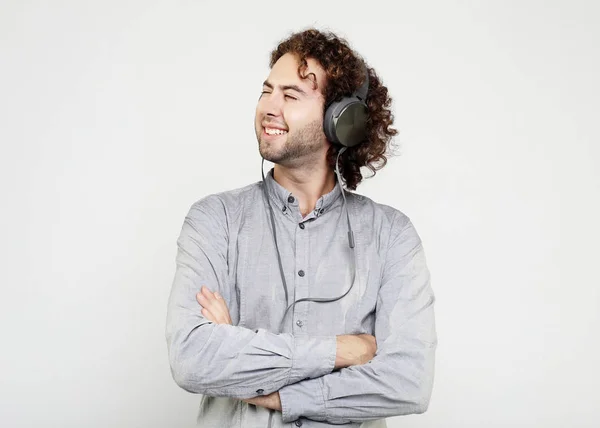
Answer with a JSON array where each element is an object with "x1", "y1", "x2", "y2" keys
[
  {"x1": 279, "y1": 215, "x2": 437, "y2": 424},
  {"x1": 166, "y1": 196, "x2": 337, "y2": 399}
]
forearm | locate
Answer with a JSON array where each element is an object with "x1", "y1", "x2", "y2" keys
[
  {"x1": 279, "y1": 333, "x2": 436, "y2": 424},
  {"x1": 168, "y1": 312, "x2": 371, "y2": 402},
  {"x1": 167, "y1": 284, "x2": 336, "y2": 399}
]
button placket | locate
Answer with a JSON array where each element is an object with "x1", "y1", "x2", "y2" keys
[{"x1": 294, "y1": 207, "x2": 309, "y2": 333}]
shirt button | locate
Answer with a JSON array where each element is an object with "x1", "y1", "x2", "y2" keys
[
  {"x1": 256, "y1": 389, "x2": 264, "y2": 394},
  {"x1": 288, "y1": 196, "x2": 295, "y2": 203},
  {"x1": 298, "y1": 270, "x2": 305, "y2": 277},
  {"x1": 296, "y1": 320, "x2": 303, "y2": 327},
  {"x1": 299, "y1": 223, "x2": 305, "y2": 229},
  {"x1": 295, "y1": 420, "x2": 303, "y2": 427},
  {"x1": 282, "y1": 206, "x2": 287, "y2": 212}
]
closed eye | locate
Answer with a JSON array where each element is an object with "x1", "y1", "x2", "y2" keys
[{"x1": 259, "y1": 91, "x2": 296, "y2": 101}]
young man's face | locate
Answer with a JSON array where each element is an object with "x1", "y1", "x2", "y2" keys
[{"x1": 255, "y1": 53, "x2": 328, "y2": 166}]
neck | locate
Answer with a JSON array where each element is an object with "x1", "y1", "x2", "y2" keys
[{"x1": 272, "y1": 162, "x2": 336, "y2": 217}]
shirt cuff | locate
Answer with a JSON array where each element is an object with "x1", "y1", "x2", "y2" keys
[
  {"x1": 288, "y1": 335, "x2": 336, "y2": 384},
  {"x1": 279, "y1": 377, "x2": 327, "y2": 423}
]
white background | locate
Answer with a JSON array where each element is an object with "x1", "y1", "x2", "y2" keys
[{"x1": 1, "y1": 1, "x2": 599, "y2": 427}]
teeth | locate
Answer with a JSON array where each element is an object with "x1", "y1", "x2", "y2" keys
[{"x1": 265, "y1": 128, "x2": 288, "y2": 135}]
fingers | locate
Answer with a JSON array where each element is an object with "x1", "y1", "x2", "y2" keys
[
  {"x1": 196, "y1": 286, "x2": 233, "y2": 325},
  {"x1": 200, "y1": 306, "x2": 215, "y2": 321},
  {"x1": 196, "y1": 286, "x2": 220, "y2": 321},
  {"x1": 207, "y1": 288, "x2": 232, "y2": 324}
]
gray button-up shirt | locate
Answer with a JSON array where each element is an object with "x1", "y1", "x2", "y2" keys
[{"x1": 166, "y1": 168, "x2": 437, "y2": 427}]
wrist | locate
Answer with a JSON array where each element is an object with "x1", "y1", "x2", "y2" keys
[{"x1": 273, "y1": 391, "x2": 282, "y2": 411}]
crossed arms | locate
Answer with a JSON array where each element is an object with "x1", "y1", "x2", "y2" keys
[
  {"x1": 195, "y1": 285, "x2": 378, "y2": 412},
  {"x1": 165, "y1": 197, "x2": 437, "y2": 424}
]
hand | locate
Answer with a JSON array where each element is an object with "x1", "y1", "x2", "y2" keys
[
  {"x1": 196, "y1": 286, "x2": 232, "y2": 325},
  {"x1": 335, "y1": 334, "x2": 377, "y2": 369},
  {"x1": 242, "y1": 391, "x2": 282, "y2": 411}
]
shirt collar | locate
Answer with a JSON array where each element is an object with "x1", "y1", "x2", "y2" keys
[{"x1": 264, "y1": 167, "x2": 343, "y2": 217}]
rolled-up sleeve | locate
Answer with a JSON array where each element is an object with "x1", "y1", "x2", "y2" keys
[
  {"x1": 166, "y1": 196, "x2": 337, "y2": 399},
  {"x1": 279, "y1": 216, "x2": 437, "y2": 424}
]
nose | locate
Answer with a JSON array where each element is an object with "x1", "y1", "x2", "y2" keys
[{"x1": 260, "y1": 92, "x2": 284, "y2": 118}]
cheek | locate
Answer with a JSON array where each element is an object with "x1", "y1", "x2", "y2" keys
[
  {"x1": 294, "y1": 104, "x2": 323, "y2": 124},
  {"x1": 284, "y1": 108, "x2": 310, "y2": 129},
  {"x1": 254, "y1": 107, "x2": 263, "y2": 127},
  {"x1": 255, "y1": 98, "x2": 267, "y2": 117}
]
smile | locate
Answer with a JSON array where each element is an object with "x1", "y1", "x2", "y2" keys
[{"x1": 264, "y1": 127, "x2": 288, "y2": 135}]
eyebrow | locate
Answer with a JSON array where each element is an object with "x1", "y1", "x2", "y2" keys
[{"x1": 262, "y1": 80, "x2": 307, "y2": 96}]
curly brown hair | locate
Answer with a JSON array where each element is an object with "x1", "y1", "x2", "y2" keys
[{"x1": 269, "y1": 28, "x2": 399, "y2": 190}]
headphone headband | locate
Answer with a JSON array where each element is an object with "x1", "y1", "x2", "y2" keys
[{"x1": 354, "y1": 62, "x2": 369, "y2": 101}]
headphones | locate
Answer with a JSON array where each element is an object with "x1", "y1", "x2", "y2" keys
[{"x1": 323, "y1": 62, "x2": 369, "y2": 148}]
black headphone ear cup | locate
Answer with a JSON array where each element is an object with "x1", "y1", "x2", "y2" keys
[
  {"x1": 323, "y1": 99, "x2": 345, "y2": 144},
  {"x1": 323, "y1": 97, "x2": 368, "y2": 147}
]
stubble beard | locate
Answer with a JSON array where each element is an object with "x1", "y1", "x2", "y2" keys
[{"x1": 257, "y1": 119, "x2": 326, "y2": 167}]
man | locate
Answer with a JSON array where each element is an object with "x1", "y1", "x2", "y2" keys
[{"x1": 166, "y1": 28, "x2": 437, "y2": 427}]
